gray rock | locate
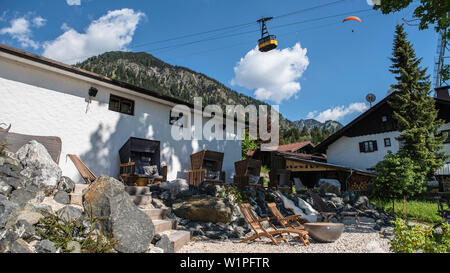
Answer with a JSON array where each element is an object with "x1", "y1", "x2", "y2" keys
[
  {"x1": 10, "y1": 238, "x2": 34, "y2": 253},
  {"x1": 83, "y1": 175, "x2": 154, "y2": 253},
  {"x1": 316, "y1": 179, "x2": 341, "y2": 195},
  {"x1": 0, "y1": 176, "x2": 23, "y2": 190},
  {"x1": 15, "y1": 219, "x2": 36, "y2": 240},
  {"x1": 0, "y1": 198, "x2": 19, "y2": 229},
  {"x1": 342, "y1": 192, "x2": 356, "y2": 204},
  {"x1": 16, "y1": 209, "x2": 44, "y2": 225},
  {"x1": 34, "y1": 239, "x2": 56, "y2": 253},
  {"x1": 155, "y1": 234, "x2": 174, "y2": 253},
  {"x1": 0, "y1": 180, "x2": 12, "y2": 196},
  {"x1": 147, "y1": 246, "x2": 164, "y2": 253},
  {"x1": 0, "y1": 229, "x2": 19, "y2": 253},
  {"x1": 57, "y1": 205, "x2": 83, "y2": 222},
  {"x1": 57, "y1": 176, "x2": 75, "y2": 193},
  {"x1": 53, "y1": 190, "x2": 70, "y2": 205},
  {"x1": 354, "y1": 196, "x2": 371, "y2": 210},
  {"x1": 16, "y1": 141, "x2": 62, "y2": 194},
  {"x1": 9, "y1": 189, "x2": 36, "y2": 207},
  {"x1": 160, "y1": 179, "x2": 189, "y2": 199},
  {"x1": 172, "y1": 196, "x2": 232, "y2": 223}
]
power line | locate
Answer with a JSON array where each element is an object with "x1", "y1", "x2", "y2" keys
[{"x1": 62, "y1": 2, "x2": 368, "y2": 63}]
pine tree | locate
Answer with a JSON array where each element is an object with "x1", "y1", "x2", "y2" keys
[
  {"x1": 388, "y1": 24, "x2": 447, "y2": 179},
  {"x1": 310, "y1": 126, "x2": 322, "y2": 145},
  {"x1": 300, "y1": 126, "x2": 309, "y2": 137},
  {"x1": 321, "y1": 126, "x2": 330, "y2": 140}
]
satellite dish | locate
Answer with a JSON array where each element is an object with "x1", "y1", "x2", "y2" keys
[{"x1": 366, "y1": 93, "x2": 376, "y2": 107}]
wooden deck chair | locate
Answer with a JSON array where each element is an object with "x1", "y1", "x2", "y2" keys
[
  {"x1": 239, "y1": 203, "x2": 310, "y2": 246},
  {"x1": 309, "y1": 190, "x2": 360, "y2": 225},
  {"x1": 267, "y1": 203, "x2": 310, "y2": 246},
  {"x1": 238, "y1": 203, "x2": 287, "y2": 245},
  {"x1": 67, "y1": 154, "x2": 97, "y2": 184}
]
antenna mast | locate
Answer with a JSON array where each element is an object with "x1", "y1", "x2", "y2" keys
[{"x1": 434, "y1": 29, "x2": 448, "y2": 94}]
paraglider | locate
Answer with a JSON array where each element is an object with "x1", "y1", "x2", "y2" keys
[
  {"x1": 257, "y1": 17, "x2": 278, "y2": 52},
  {"x1": 343, "y1": 16, "x2": 361, "y2": 32}
]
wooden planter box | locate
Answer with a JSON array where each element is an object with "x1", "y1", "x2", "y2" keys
[
  {"x1": 234, "y1": 158, "x2": 262, "y2": 176},
  {"x1": 190, "y1": 150, "x2": 224, "y2": 171}
]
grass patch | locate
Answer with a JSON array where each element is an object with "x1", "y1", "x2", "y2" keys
[{"x1": 372, "y1": 199, "x2": 445, "y2": 224}]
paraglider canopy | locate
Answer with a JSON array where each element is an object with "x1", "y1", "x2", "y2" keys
[{"x1": 343, "y1": 16, "x2": 361, "y2": 23}]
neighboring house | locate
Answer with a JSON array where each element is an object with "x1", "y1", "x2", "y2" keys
[
  {"x1": 315, "y1": 89, "x2": 450, "y2": 186},
  {"x1": 0, "y1": 44, "x2": 242, "y2": 183}
]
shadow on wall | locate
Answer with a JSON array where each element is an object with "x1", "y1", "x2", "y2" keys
[{"x1": 79, "y1": 110, "x2": 235, "y2": 182}]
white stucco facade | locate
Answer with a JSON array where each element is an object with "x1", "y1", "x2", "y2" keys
[
  {"x1": 326, "y1": 125, "x2": 450, "y2": 172},
  {"x1": 0, "y1": 51, "x2": 242, "y2": 183}
]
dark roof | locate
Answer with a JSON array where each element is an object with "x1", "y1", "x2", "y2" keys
[
  {"x1": 272, "y1": 141, "x2": 313, "y2": 152},
  {"x1": 315, "y1": 92, "x2": 450, "y2": 153},
  {"x1": 0, "y1": 43, "x2": 196, "y2": 108}
]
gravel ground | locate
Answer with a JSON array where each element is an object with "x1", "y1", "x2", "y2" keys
[{"x1": 179, "y1": 218, "x2": 393, "y2": 253}]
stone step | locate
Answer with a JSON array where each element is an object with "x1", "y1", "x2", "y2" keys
[
  {"x1": 129, "y1": 194, "x2": 153, "y2": 206},
  {"x1": 125, "y1": 186, "x2": 151, "y2": 195},
  {"x1": 69, "y1": 193, "x2": 83, "y2": 206},
  {"x1": 153, "y1": 219, "x2": 174, "y2": 233},
  {"x1": 139, "y1": 208, "x2": 169, "y2": 220},
  {"x1": 157, "y1": 230, "x2": 191, "y2": 253},
  {"x1": 74, "y1": 183, "x2": 89, "y2": 194}
]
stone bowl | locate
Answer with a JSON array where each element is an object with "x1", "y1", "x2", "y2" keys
[{"x1": 303, "y1": 223, "x2": 344, "y2": 243}]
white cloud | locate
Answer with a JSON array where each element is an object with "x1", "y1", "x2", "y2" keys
[
  {"x1": 42, "y1": 9, "x2": 145, "y2": 64},
  {"x1": 366, "y1": 0, "x2": 381, "y2": 6},
  {"x1": 307, "y1": 102, "x2": 369, "y2": 122},
  {"x1": 66, "y1": 0, "x2": 81, "y2": 6},
  {"x1": 231, "y1": 43, "x2": 309, "y2": 104},
  {"x1": 32, "y1": 16, "x2": 46, "y2": 28},
  {"x1": 0, "y1": 17, "x2": 43, "y2": 49}
]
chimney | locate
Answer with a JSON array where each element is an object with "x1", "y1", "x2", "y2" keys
[{"x1": 435, "y1": 86, "x2": 450, "y2": 101}]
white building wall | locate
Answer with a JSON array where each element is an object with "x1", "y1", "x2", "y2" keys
[
  {"x1": 327, "y1": 126, "x2": 450, "y2": 171},
  {"x1": 0, "y1": 55, "x2": 241, "y2": 183}
]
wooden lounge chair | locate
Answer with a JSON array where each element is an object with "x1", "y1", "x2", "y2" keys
[
  {"x1": 67, "y1": 154, "x2": 97, "y2": 184},
  {"x1": 238, "y1": 203, "x2": 309, "y2": 246},
  {"x1": 309, "y1": 189, "x2": 360, "y2": 225},
  {"x1": 267, "y1": 203, "x2": 310, "y2": 245}
]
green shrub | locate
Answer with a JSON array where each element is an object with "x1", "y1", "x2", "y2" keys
[
  {"x1": 35, "y1": 209, "x2": 117, "y2": 253},
  {"x1": 390, "y1": 218, "x2": 450, "y2": 253}
]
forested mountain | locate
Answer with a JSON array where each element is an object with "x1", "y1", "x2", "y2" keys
[
  {"x1": 75, "y1": 51, "x2": 342, "y2": 145},
  {"x1": 75, "y1": 51, "x2": 296, "y2": 129}
]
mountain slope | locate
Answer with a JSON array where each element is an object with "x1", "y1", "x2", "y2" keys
[
  {"x1": 293, "y1": 119, "x2": 343, "y2": 133},
  {"x1": 75, "y1": 51, "x2": 296, "y2": 129}
]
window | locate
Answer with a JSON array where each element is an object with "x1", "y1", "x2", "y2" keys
[
  {"x1": 381, "y1": 115, "x2": 388, "y2": 122},
  {"x1": 359, "y1": 140, "x2": 378, "y2": 153},
  {"x1": 169, "y1": 110, "x2": 184, "y2": 127},
  {"x1": 384, "y1": 138, "x2": 391, "y2": 147},
  {"x1": 109, "y1": 94, "x2": 134, "y2": 115},
  {"x1": 439, "y1": 130, "x2": 450, "y2": 144}
]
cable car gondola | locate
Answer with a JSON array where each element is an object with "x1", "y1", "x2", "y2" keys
[{"x1": 257, "y1": 17, "x2": 278, "y2": 52}]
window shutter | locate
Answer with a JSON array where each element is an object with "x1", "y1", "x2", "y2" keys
[
  {"x1": 373, "y1": 141, "x2": 378, "y2": 151},
  {"x1": 359, "y1": 142, "x2": 364, "y2": 153}
]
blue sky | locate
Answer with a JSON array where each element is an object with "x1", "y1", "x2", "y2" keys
[{"x1": 0, "y1": 0, "x2": 439, "y2": 125}]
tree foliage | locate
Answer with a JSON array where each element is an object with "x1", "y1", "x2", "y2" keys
[
  {"x1": 389, "y1": 24, "x2": 447, "y2": 178},
  {"x1": 241, "y1": 130, "x2": 259, "y2": 159},
  {"x1": 374, "y1": 0, "x2": 450, "y2": 82},
  {"x1": 373, "y1": 152, "x2": 426, "y2": 199}
]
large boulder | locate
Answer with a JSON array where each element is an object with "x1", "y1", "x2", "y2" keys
[
  {"x1": 16, "y1": 141, "x2": 62, "y2": 194},
  {"x1": 316, "y1": 179, "x2": 341, "y2": 195},
  {"x1": 83, "y1": 175, "x2": 155, "y2": 253},
  {"x1": 160, "y1": 179, "x2": 189, "y2": 199},
  {"x1": 0, "y1": 199, "x2": 19, "y2": 229},
  {"x1": 173, "y1": 196, "x2": 232, "y2": 223}
]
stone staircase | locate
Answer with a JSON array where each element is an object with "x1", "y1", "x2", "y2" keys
[{"x1": 70, "y1": 184, "x2": 191, "y2": 253}]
